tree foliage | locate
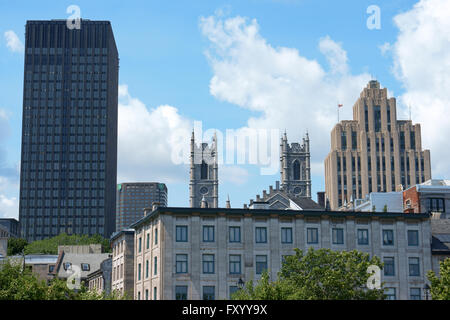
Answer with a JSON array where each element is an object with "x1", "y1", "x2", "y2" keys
[
  {"x1": 0, "y1": 259, "x2": 123, "y2": 300},
  {"x1": 427, "y1": 258, "x2": 450, "y2": 300},
  {"x1": 7, "y1": 238, "x2": 28, "y2": 256},
  {"x1": 232, "y1": 248, "x2": 386, "y2": 300},
  {"x1": 24, "y1": 233, "x2": 111, "y2": 255}
]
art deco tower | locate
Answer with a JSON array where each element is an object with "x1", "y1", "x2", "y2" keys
[{"x1": 324, "y1": 80, "x2": 431, "y2": 209}]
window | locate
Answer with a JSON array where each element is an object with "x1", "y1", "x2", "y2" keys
[
  {"x1": 81, "y1": 263, "x2": 90, "y2": 271},
  {"x1": 145, "y1": 289, "x2": 149, "y2": 300},
  {"x1": 332, "y1": 228, "x2": 344, "y2": 245},
  {"x1": 281, "y1": 227, "x2": 293, "y2": 244},
  {"x1": 176, "y1": 226, "x2": 188, "y2": 242},
  {"x1": 341, "y1": 131, "x2": 347, "y2": 150},
  {"x1": 407, "y1": 230, "x2": 419, "y2": 246},
  {"x1": 255, "y1": 255, "x2": 268, "y2": 275},
  {"x1": 203, "y1": 286, "x2": 215, "y2": 300},
  {"x1": 137, "y1": 291, "x2": 141, "y2": 300},
  {"x1": 229, "y1": 255, "x2": 241, "y2": 274},
  {"x1": 229, "y1": 286, "x2": 239, "y2": 299},
  {"x1": 255, "y1": 227, "x2": 267, "y2": 243},
  {"x1": 201, "y1": 161, "x2": 208, "y2": 180},
  {"x1": 146, "y1": 233, "x2": 150, "y2": 249},
  {"x1": 385, "y1": 288, "x2": 396, "y2": 300},
  {"x1": 154, "y1": 257, "x2": 157, "y2": 275},
  {"x1": 428, "y1": 198, "x2": 445, "y2": 212},
  {"x1": 307, "y1": 228, "x2": 318, "y2": 244},
  {"x1": 382, "y1": 230, "x2": 394, "y2": 246},
  {"x1": 229, "y1": 226, "x2": 241, "y2": 243},
  {"x1": 155, "y1": 228, "x2": 158, "y2": 245},
  {"x1": 48, "y1": 265, "x2": 55, "y2": 273},
  {"x1": 176, "y1": 254, "x2": 188, "y2": 273},
  {"x1": 409, "y1": 257, "x2": 420, "y2": 276},
  {"x1": 146, "y1": 260, "x2": 149, "y2": 278},
  {"x1": 293, "y1": 160, "x2": 300, "y2": 180},
  {"x1": 410, "y1": 288, "x2": 421, "y2": 300},
  {"x1": 175, "y1": 286, "x2": 188, "y2": 300},
  {"x1": 384, "y1": 257, "x2": 395, "y2": 276},
  {"x1": 138, "y1": 263, "x2": 141, "y2": 281},
  {"x1": 154, "y1": 287, "x2": 157, "y2": 300},
  {"x1": 138, "y1": 237, "x2": 142, "y2": 252},
  {"x1": 63, "y1": 262, "x2": 72, "y2": 271},
  {"x1": 357, "y1": 229, "x2": 369, "y2": 245},
  {"x1": 202, "y1": 254, "x2": 215, "y2": 274},
  {"x1": 203, "y1": 226, "x2": 215, "y2": 242}
]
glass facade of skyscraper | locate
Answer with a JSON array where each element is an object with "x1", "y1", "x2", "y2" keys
[{"x1": 19, "y1": 20, "x2": 119, "y2": 241}]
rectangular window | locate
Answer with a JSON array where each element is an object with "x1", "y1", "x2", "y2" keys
[
  {"x1": 175, "y1": 286, "x2": 188, "y2": 300},
  {"x1": 146, "y1": 260, "x2": 149, "y2": 278},
  {"x1": 176, "y1": 254, "x2": 188, "y2": 273},
  {"x1": 154, "y1": 287, "x2": 157, "y2": 300},
  {"x1": 428, "y1": 198, "x2": 445, "y2": 213},
  {"x1": 307, "y1": 228, "x2": 318, "y2": 244},
  {"x1": 176, "y1": 226, "x2": 188, "y2": 242},
  {"x1": 138, "y1": 263, "x2": 141, "y2": 281},
  {"x1": 407, "y1": 230, "x2": 419, "y2": 246},
  {"x1": 203, "y1": 286, "x2": 215, "y2": 300},
  {"x1": 138, "y1": 237, "x2": 142, "y2": 252},
  {"x1": 229, "y1": 286, "x2": 239, "y2": 299},
  {"x1": 202, "y1": 254, "x2": 215, "y2": 274},
  {"x1": 203, "y1": 226, "x2": 215, "y2": 242},
  {"x1": 229, "y1": 226, "x2": 241, "y2": 243},
  {"x1": 255, "y1": 227, "x2": 267, "y2": 243},
  {"x1": 332, "y1": 228, "x2": 344, "y2": 245},
  {"x1": 145, "y1": 289, "x2": 149, "y2": 300},
  {"x1": 229, "y1": 255, "x2": 241, "y2": 274},
  {"x1": 410, "y1": 288, "x2": 421, "y2": 300},
  {"x1": 146, "y1": 233, "x2": 150, "y2": 249},
  {"x1": 382, "y1": 230, "x2": 394, "y2": 246},
  {"x1": 385, "y1": 288, "x2": 396, "y2": 300},
  {"x1": 255, "y1": 255, "x2": 268, "y2": 275},
  {"x1": 384, "y1": 257, "x2": 395, "y2": 276},
  {"x1": 155, "y1": 228, "x2": 158, "y2": 245},
  {"x1": 341, "y1": 131, "x2": 347, "y2": 150},
  {"x1": 281, "y1": 227, "x2": 293, "y2": 244},
  {"x1": 154, "y1": 257, "x2": 157, "y2": 275},
  {"x1": 409, "y1": 257, "x2": 420, "y2": 276},
  {"x1": 357, "y1": 229, "x2": 369, "y2": 245}
]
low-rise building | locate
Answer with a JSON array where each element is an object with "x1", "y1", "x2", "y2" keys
[
  {"x1": 87, "y1": 257, "x2": 112, "y2": 296},
  {"x1": 352, "y1": 192, "x2": 404, "y2": 213},
  {"x1": 0, "y1": 254, "x2": 58, "y2": 283},
  {"x1": 131, "y1": 206, "x2": 432, "y2": 300},
  {"x1": 403, "y1": 179, "x2": 450, "y2": 217},
  {"x1": 110, "y1": 229, "x2": 135, "y2": 298},
  {"x1": 0, "y1": 224, "x2": 9, "y2": 258}
]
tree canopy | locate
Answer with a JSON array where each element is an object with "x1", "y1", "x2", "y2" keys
[
  {"x1": 7, "y1": 238, "x2": 28, "y2": 256},
  {"x1": 232, "y1": 247, "x2": 386, "y2": 300},
  {"x1": 24, "y1": 233, "x2": 111, "y2": 255},
  {"x1": 427, "y1": 257, "x2": 450, "y2": 300}
]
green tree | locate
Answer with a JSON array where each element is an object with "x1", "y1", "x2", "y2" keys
[
  {"x1": 382, "y1": 205, "x2": 388, "y2": 212},
  {"x1": 232, "y1": 248, "x2": 386, "y2": 300},
  {"x1": 427, "y1": 258, "x2": 450, "y2": 300},
  {"x1": 7, "y1": 238, "x2": 28, "y2": 256},
  {"x1": 24, "y1": 233, "x2": 111, "y2": 255}
]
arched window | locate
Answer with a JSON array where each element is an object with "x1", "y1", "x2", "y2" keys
[
  {"x1": 201, "y1": 161, "x2": 208, "y2": 180},
  {"x1": 293, "y1": 160, "x2": 300, "y2": 180}
]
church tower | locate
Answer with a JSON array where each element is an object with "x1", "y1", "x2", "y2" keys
[
  {"x1": 280, "y1": 132, "x2": 311, "y2": 198},
  {"x1": 190, "y1": 131, "x2": 218, "y2": 208}
]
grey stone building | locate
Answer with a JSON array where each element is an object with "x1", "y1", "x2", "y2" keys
[
  {"x1": 131, "y1": 206, "x2": 432, "y2": 300},
  {"x1": 87, "y1": 257, "x2": 112, "y2": 295},
  {"x1": 280, "y1": 132, "x2": 311, "y2": 198},
  {"x1": 189, "y1": 131, "x2": 218, "y2": 208},
  {"x1": 325, "y1": 80, "x2": 432, "y2": 210},
  {"x1": 111, "y1": 228, "x2": 135, "y2": 298}
]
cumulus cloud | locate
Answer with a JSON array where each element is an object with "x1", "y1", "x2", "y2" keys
[
  {"x1": 4, "y1": 30, "x2": 24, "y2": 53},
  {"x1": 391, "y1": 0, "x2": 450, "y2": 177},
  {"x1": 200, "y1": 15, "x2": 371, "y2": 177},
  {"x1": 117, "y1": 84, "x2": 194, "y2": 184}
]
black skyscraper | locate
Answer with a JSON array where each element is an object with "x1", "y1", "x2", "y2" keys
[{"x1": 19, "y1": 20, "x2": 118, "y2": 241}]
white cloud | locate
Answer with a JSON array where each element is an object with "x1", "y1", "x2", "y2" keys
[
  {"x1": 200, "y1": 15, "x2": 371, "y2": 177},
  {"x1": 0, "y1": 194, "x2": 18, "y2": 219},
  {"x1": 379, "y1": 42, "x2": 391, "y2": 56},
  {"x1": 391, "y1": 0, "x2": 450, "y2": 177},
  {"x1": 117, "y1": 84, "x2": 193, "y2": 184},
  {"x1": 221, "y1": 165, "x2": 250, "y2": 185},
  {"x1": 4, "y1": 30, "x2": 24, "y2": 53}
]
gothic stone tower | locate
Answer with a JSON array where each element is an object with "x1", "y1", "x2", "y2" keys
[
  {"x1": 280, "y1": 132, "x2": 311, "y2": 198},
  {"x1": 190, "y1": 131, "x2": 218, "y2": 208}
]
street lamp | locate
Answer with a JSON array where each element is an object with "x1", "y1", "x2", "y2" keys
[
  {"x1": 424, "y1": 284, "x2": 430, "y2": 300},
  {"x1": 238, "y1": 277, "x2": 245, "y2": 289}
]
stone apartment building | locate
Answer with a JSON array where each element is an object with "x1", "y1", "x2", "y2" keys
[
  {"x1": 110, "y1": 229, "x2": 135, "y2": 298},
  {"x1": 325, "y1": 80, "x2": 431, "y2": 210},
  {"x1": 131, "y1": 206, "x2": 432, "y2": 300}
]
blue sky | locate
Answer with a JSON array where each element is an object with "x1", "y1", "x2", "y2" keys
[{"x1": 1, "y1": 0, "x2": 449, "y2": 218}]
